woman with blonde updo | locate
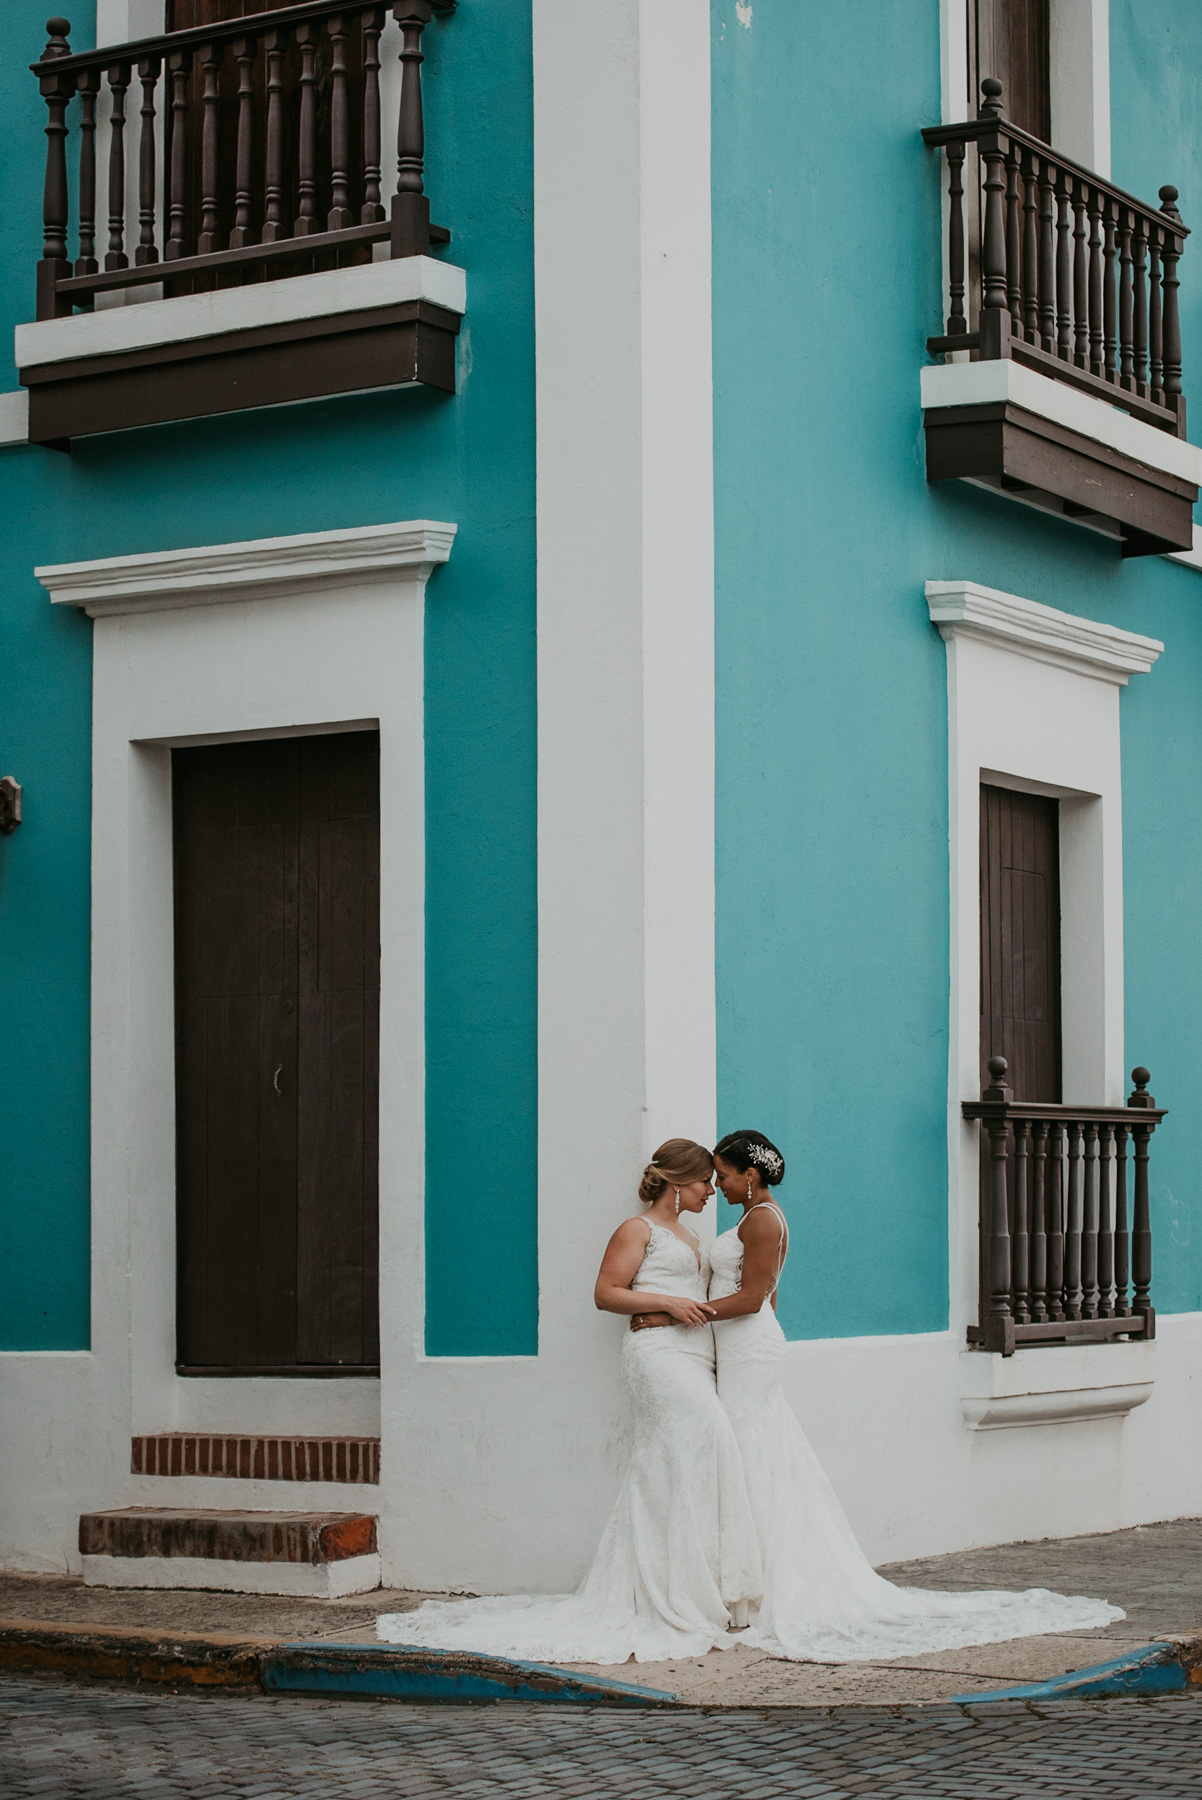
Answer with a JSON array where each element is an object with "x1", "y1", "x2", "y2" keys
[{"x1": 379, "y1": 1138, "x2": 761, "y2": 1664}]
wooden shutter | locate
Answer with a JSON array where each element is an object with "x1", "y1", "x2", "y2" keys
[
  {"x1": 971, "y1": 0, "x2": 1051, "y2": 141},
  {"x1": 979, "y1": 783, "x2": 1062, "y2": 1101}
]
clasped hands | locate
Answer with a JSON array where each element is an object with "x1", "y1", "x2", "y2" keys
[{"x1": 630, "y1": 1298, "x2": 716, "y2": 1332}]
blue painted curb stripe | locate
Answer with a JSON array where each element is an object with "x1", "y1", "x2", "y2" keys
[
  {"x1": 264, "y1": 1642, "x2": 678, "y2": 1706},
  {"x1": 951, "y1": 1642, "x2": 1189, "y2": 1704}
]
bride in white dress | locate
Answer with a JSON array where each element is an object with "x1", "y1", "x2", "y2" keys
[
  {"x1": 377, "y1": 1140, "x2": 762, "y2": 1664},
  {"x1": 695, "y1": 1128, "x2": 1124, "y2": 1660}
]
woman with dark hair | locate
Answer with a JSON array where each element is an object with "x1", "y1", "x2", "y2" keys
[
  {"x1": 699, "y1": 1129, "x2": 1122, "y2": 1660},
  {"x1": 378, "y1": 1140, "x2": 761, "y2": 1663}
]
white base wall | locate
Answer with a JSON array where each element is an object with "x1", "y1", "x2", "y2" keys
[
  {"x1": 4, "y1": 1317, "x2": 1201, "y2": 1588},
  {"x1": 81, "y1": 1553, "x2": 381, "y2": 1597}
]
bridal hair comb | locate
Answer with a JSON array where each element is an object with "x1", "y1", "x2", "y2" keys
[{"x1": 745, "y1": 1141, "x2": 784, "y2": 1177}]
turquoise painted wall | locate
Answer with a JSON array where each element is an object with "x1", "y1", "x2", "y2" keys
[
  {"x1": 0, "y1": 4, "x2": 537, "y2": 1355},
  {"x1": 711, "y1": 0, "x2": 1202, "y2": 1337}
]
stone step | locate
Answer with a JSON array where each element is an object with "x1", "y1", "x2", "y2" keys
[
  {"x1": 79, "y1": 1509, "x2": 380, "y2": 1598},
  {"x1": 131, "y1": 1434, "x2": 379, "y2": 1484}
]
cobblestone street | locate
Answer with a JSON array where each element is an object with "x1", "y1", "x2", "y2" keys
[{"x1": 2, "y1": 1677, "x2": 1201, "y2": 1799}]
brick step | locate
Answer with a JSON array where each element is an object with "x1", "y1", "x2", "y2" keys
[
  {"x1": 131, "y1": 1435, "x2": 379, "y2": 1484},
  {"x1": 79, "y1": 1509, "x2": 380, "y2": 1598}
]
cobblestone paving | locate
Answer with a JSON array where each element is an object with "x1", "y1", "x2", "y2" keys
[{"x1": 2, "y1": 1676, "x2": 1201, "y2": 1798}]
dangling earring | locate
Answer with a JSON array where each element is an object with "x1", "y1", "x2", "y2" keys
[
  {"x1": 674, "y1": 1188, "x2": 681, "y2": 1217},
  {"x1": 747, "y1": 1177, "x2": 753, "y2": 1203}
]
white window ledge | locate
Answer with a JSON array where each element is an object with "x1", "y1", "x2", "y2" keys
[
  {"x1": 36, "y1": 519, "x2": 457, "y2": 618},
  {"x1": 926, "y1": 579, "x2": 1163, "y2": 686},
  {"x1": 921, "y1": 357, "x2": 1202, "y2": 487},
  {"x1": 960, "y1": 1341, "x2": 1155, "y2": 1429},
  {"x1": 15, "y1": 255, "x2": 466, "y2": 372},
  {"x1": 0, "y1": 389, "x2": 29, "y2": 447}
]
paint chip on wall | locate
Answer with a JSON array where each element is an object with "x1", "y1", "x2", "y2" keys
[{"x1": 736, "y1": 1, "x2": 753, "y2": 25}]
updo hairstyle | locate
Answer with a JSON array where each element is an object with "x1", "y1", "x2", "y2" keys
[
  {"x1": 638, "y1": 1138, "x2": 714, "y2": 1205},
  {"x1": 713, "y1": 1129, "x2": 786, "y2": 1187}
]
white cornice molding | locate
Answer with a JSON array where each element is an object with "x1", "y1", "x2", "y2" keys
[
  {"x1": 38, "y1": 520, "x2": 457, "y2": 618},
  {"x1": 925, "y1": 579, "x2": 1163, "y2": 685}
]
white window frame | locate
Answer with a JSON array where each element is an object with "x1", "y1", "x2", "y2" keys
[{"x1": 940, "y1": 0, "x2": 1110, "y2": 174}]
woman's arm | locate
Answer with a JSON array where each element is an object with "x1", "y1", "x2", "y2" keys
[
  {"x1": 705, "y1": 1209, "x2": 785, "y2": 1320},
  {"x1": 594, "y1": 1219, "x2": 716, "y2": 1327}
]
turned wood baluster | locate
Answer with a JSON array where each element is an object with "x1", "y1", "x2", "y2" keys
[
  {"x1": 328, "y1": 14, "x2": 352, "y2": 230},
  {"x1": 980, "y1": 1058, "x2": 1014, "y2": 1353},
  {"x1": 1159, "y1": 187, "x2": 1184, "y2": 409},
  {"x1": 1114, "y1": 1123, "x2": 1131, "y2": 1316},
  {"x1": 135, "y1": 54, "x2": 160, "y2": 265},
  {"x1": 105, "y1": 61, "x2": 130, "y2": 271},
  {"x1": 361, "y1": 8, "x2": 385, "y2": 223},
  {"x1": 1012, "y1": 1120, "x2": 1031, "y2": 1324},
  {"x1": 194, "y1": 43, "x2": 220, "y2": 254},
  {"x1": 230, "y1": 36, "x2": 257, "y2": 248},
  {"x1": 1081, "y1": 1122, "x2": 1100, "y2": 1320},
  {"x1": 167, "y1": 49, "x2": 191, "y2": 259},
  {"x1": 1149, "y1": 226, "x2": 1164, "y2": 405},
  {"x1": 1037, "y1": 155, "x2": 1055, "y2": 351},
  {"x1": 261, "y1": 29, "x2": 286, "y2": 242},
  {"x1": 1118, "y1": 206, "x2": 1135, "y2": 389},
  {"x1": 1129, "y1": 1069, "x2": 1156, "y2": 1331},
  {"x1": 294, "y1": 21, "x2": 319, "y2": 236},
  {"x1": 1022, "y1": 149, "x2": 1039, "y2": 339},
  {"x1": 1004, "y1": 140, "x2": 1022, "y2": 335},
  {"x1": 1055, "y1": 168, "x2": 1073, "y2": 361},
  {"x1": 1098, "y1": 1124, "x2": 1115, "y2": 1319},
  {"x1": 1029, "y1": 1122, "x2": 1049, "y2": 1323},
  {"x1": 75, "y1": 69, "x2": 100, "y2": 276},
  {"x1": 1072, "y1": 180, "x2": 1090, "y2": 367},
  {"x1": 37, "y1": 19, "x2": 75, "y2": 320},
  {"x1": 1133, "y1": 220, "x2": 1149, "y2": 394},
  {"x1": 1086, "y1": 183, "x2": 1104, "y2": 375},
  {"x1": 1102, "y1": 195, "x2": 1118, "y2": 380},
  {"x1": 944, "y1": 139, "x2": 967, "y2": 335},
  {"x1": 1047, "y1": 1124, "x2": 1066, "y2": 1320},
  {"x1": 392, "y1": 1, "x2": 435, "y2": 258},
  {"x1": 1064, "y1": 1121, "x2": 1084, "y2": 1321}
]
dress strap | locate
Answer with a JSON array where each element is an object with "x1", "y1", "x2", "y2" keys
[{"x1": 742, "y1": 1200, "x2": 788, "y2": 1288}]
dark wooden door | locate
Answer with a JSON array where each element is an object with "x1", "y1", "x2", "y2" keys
[
  {"x1": 980, "y1": 782, "x2": 1062, "y2": 1101},
  {"x1": 174, "y1": 731, "x2": 380, "y2": 1375},
  {"x1": 971, "y1": 0, "x2": 1050, "y2": 140}
]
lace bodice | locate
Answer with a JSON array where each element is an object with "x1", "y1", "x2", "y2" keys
[{"x1": 630, "y1": 1221, "x2": 710, "y2": 1301}]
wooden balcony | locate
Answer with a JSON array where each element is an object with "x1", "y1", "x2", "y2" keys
[
  {"x1": 923, "y1": 81, "x2": 1199, "y2": 556},
  {"x1": 19, "y1": 4, "x2": 462, "y2": 445},
  {"x1": 963, "y1": 1060, "x2": 1167, "y2": 1356}
]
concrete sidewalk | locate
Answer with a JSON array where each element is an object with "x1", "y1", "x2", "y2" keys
[{"x1": 2, "y1": 1517, "x2": 1201, "y2": 1706}]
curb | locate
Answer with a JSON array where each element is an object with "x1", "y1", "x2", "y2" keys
[
  {"x1": 267, "y1": 1643, "x2": 677, "y2": 1706},
  {"x1": 0, "y1": 1620, "x2": 675, "y2": 1708},
  {"x1": 951, "y1": 1638, "x2": 1202, "y2": 1704}
]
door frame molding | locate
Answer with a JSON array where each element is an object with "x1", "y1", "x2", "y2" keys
[{"x1": 38, "y1": 519, "x2": 454, "y2": 1442}]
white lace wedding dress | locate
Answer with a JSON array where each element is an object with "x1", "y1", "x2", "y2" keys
[
  {"x1": 709, "y1": 1205, "x2": 1124, "y2": 1661},
  {"x1": 377, "y1": 1221, "x2": 762, "y2": 1663}
]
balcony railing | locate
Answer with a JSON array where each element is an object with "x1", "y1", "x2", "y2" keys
[
  {"x1": 962, "y1": 1060, "x2": 1167, "y2": 1356},
  {"x1": 30, "y1": 2, "x2": 455, "y2": 322},
  {"x1": 923, "y1": 79, "x2": 1189, "y2": 438}
]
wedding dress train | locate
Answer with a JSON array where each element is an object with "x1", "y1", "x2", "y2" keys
[
  {"x1": 377, "y1": 1222, "x2": 762, "y2": 1663},
  {"x1": 708, "y1": 1209, "x2": 1124, "y2": 1662}
]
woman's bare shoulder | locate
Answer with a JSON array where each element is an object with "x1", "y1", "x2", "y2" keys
[{"x1": 738, "y1": 1205, "x2": 785, "y2": 1240}]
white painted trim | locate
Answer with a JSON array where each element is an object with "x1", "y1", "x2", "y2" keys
[
  {"x1": 95, "y1": 1, "x2": 163, "y2": 47},
  {"x1": 960, "y1": 1341, "x2": 1154, "y2": 1429},
  {"x1": 929, "y1": 579, "x2": 1152, "y2": 1347},
  {"x1": 81, "y1": 1552, "x2": 381, "y2": 1596},
  {"x1": 37, "y1": 520, "x2": 456, "y2": 617},
  {"x1": 638, "y1": 0, "x2": 717, "y2": 1153},
  {"x1": 939, "y1": 0, "x2": 1110, "y2": 175},
  {"x1": 15, "y1": 256, "x2": 465, "y2": 370},
  {"x1": 926, "y1": 579, "x2": 1163, "y2": 686},
  {"x1": 0, "y1": 390, "x2": 29, "y2": 448},
  {"x1": 921, "y1": 358, "x2": 1202, "y2": 486}
]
